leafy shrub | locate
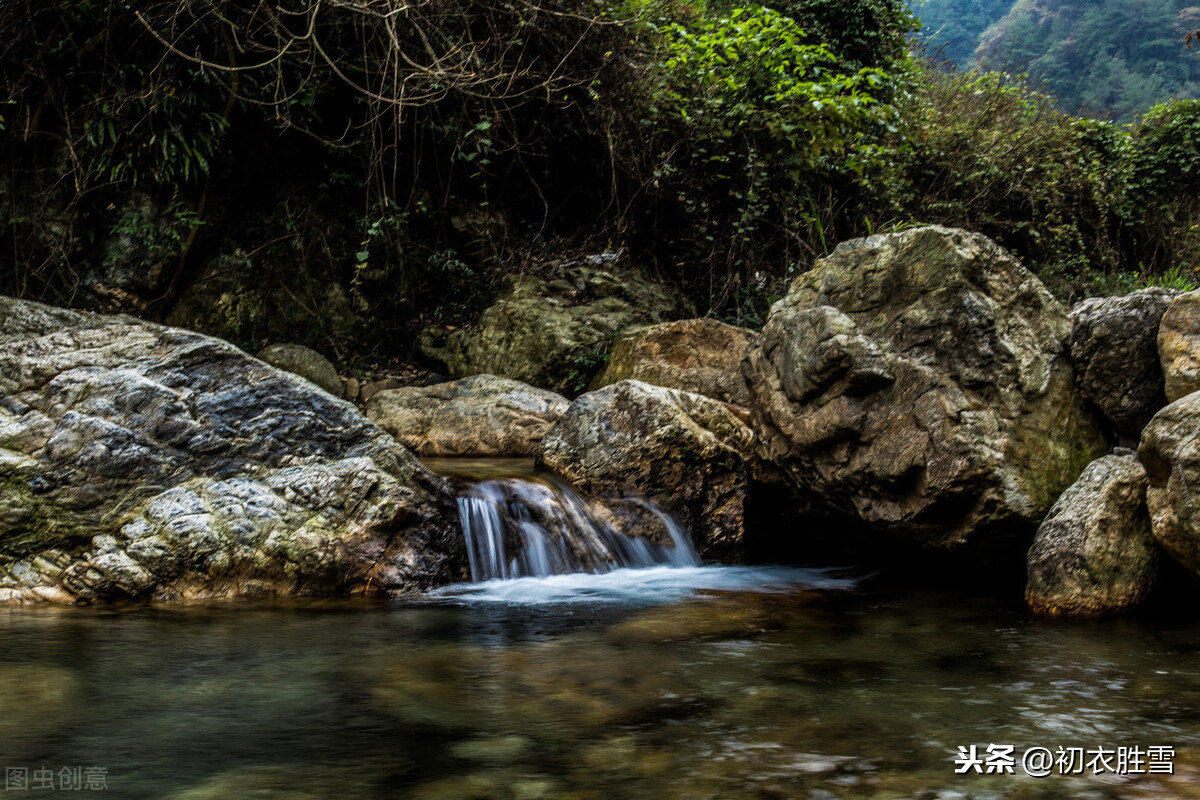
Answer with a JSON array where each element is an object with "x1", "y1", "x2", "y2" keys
[
  {"x1": 761, "y1": 0, "x2": 918, "y2": 70},
  {"x1": 878, "y1": 65, "x2": 1200, "y2": 299},
  {"x1": 628, "y1": 4, "x2": 903, "y2": 311}
]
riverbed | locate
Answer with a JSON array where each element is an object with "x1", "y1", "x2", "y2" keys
[{"x1": 2, "y1": 567, "x2": 1198, "y2": 799}]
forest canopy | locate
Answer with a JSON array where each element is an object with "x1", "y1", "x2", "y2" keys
[
  {"x1": 1, "y1": 0, "x2": 1199, "y2": 358},
  {"x1": 913, "y1": 0, "x2": 1200, "y2": 120}
]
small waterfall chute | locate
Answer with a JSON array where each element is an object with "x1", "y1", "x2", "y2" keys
[{"x1": 456, "y1": 476, "x2": 700, "y2": 582}]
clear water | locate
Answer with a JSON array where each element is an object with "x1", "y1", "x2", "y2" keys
[{"x1": 3, "y1": 570, "x2": 1200, "y2": 799}]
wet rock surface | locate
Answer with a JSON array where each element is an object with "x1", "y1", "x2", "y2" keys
[
  {"x1": 366, "y1": 374, "x2": 568, "y2": 457},
  {"x1": 1069, "y1": 287, "x2": 1178, "y2": 436},
  {"x1": 538, "y1": 379, "x2": 755, "y2": 560},
  {"x1": 0, "y1": 295, "x2": 459, "y2": 604},
  {"x1": 1025, "y1": 453, "x2": 1157, "y2": 617},
  {"x1": 592, "y1": 318, "x2": 756, "y2": 407},
  {"x1": 743, "y1": 226, "x2": 1106, "y2": 556}
]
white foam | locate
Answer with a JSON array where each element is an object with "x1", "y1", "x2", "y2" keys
[{"x1": 428, "y1": 564, "x2": 858, "y2": 606}]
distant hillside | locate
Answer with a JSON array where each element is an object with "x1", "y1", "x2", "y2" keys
[
  {"x1": 910, "y1": 0, "x2": 1012, "y2": 65},
  {"x1": 913, "y1": 0, "x2": 1200, "y2": 120}
]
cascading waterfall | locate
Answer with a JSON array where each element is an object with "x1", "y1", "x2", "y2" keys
[{"x1": 456, "y1": 476, "x2": 700, "y2": 582}]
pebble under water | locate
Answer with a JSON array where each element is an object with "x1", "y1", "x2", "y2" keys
[{"x1": 3, "y1": 571, "x2": 1200, "y2": 799}]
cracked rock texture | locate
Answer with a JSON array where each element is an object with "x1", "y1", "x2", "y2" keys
[
  {"x1": 1158, "y1": 290, "x2": 1200, "y2": 403},
  {"x1": 0, "y1": 296, "x2": 460, "y2": 604},
  {"x1": 1139, "y1": 391, "x2": 1200, "y2": 579},
  {"x1": 592, "y1": 318, "x2": 756, "y2": 407},
  {"x1": 366, "y1": 374, "x2": 568, "y2": 457},
  {"x1": 1025, "y1": 453, "x2": 1156, "y2": 617},
  {"x1": 539, "y1": 380, "x2": 755, "y2": 561},
  {"x1": 743, "y1": 226, "x2": 1106, "y2": 556},
  {"x1": 1069, "y1": 287, "x2": 1178, "y2": 436}
]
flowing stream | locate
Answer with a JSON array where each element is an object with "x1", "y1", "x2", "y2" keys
[
  {"x1": 2, "y1": 462, "x2": 1200, "y2": 798},
  {"x1": 457, "y1": 476, "x2": 699, "y2": 581}
]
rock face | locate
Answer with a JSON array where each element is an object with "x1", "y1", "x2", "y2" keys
[
  {"x1": 1158, "y1": 290, "x2": 1200, "y2": 402},
  {"x1": 743, "y1": 226, "x2": 1106, "y2": 555},
  {"x1": 1025, "y1": 453, "x2": 1156, "y2": 617},
  {"x1": 366, "y1": 374, "x2": 569, "y2": 457},
  {"x1": 538, "y1": 380, "x2": 755, "y2": 560},
  {"x1": 419, "y1": 253, "x2": 690, "y2": 394},
  {"x1": 1070, "y1": 288, "x2": 1178, "y2": 436},
  {"x1": 592, "y1": 318, "x2": 756, "y2": 407},
  {"x1": 1139, "y1": 392, "x2": 1200, "y2": 576},
  {"x1": 0, "y1": 296, "x2": 460, "y2": 605},
  {"x1": 257, "y1": 343, "x2": 343, "y2": 396}
]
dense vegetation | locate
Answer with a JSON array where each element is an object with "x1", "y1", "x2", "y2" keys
[
  {"x1": 913, "y1": 0, "x2": 1200, "y2": 120},
  {"x1": 1, "y1": 0, "x2": 1199, "y2": 362},
  {"x1": 909, "y1": 0, "x2": 1011, "y2": 65}
]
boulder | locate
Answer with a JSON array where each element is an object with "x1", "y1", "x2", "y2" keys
[
  {"x1": 361, "y1": 377, "x2": 405, "y2": 403},
  {"x1": 743, "y1": 226, "x2": 1106, "y2": 556},
  {"x1": 1069, "y1": 287, "x2": 1178, "y2": 436},
  {"x1": 167, "y1": 265, "x2": 364, "y2": 358},
  {"x1": 538, "y1": 380, "x2": 755, "y2": 560},
  {"x1": 1025, "y1": 453, "x2": 1157, "y2": 617},
  {"x1": 1158, "y1": 290, "x2": 1200, "y2": 402},
  {"x1": 1139, "y1": 391, "x2": 1200, "y2": 576},
  {"x1": 592, "y1": 318, "x2": 756, "y2": 407},
  {"x1": 419, "y1": 252, "x2": 691, "y2": 394},
  {"x1": 0, "y1": 296, "x2": 460, "y2": 605},
  {"x1": 257, "y1": 343, "x2": 343, "y2": 396},
  {"x1": 366, "y1": 374, "x2": 569, "y2": 457}
]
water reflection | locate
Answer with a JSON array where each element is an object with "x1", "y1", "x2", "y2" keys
[{"x1": 0, "y1": 580, "x2": 1199, "y2": 798}]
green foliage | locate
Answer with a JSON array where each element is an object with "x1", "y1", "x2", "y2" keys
[
  {"x1": 974, "y1": 0, "x2": 1200, "y2": 121},
  {"x1": 764, "y1": 0, "x2": 920, "y2": 69},
  {"x1": 909, "y1": 0, "x2": 1011, "y2": 65},
  {"x1": 1129, "y1": 99, "x2": 1200, "y2": 203},
  {"x1": 653, "y1": 6, "x2": 894, "y2": 177},
  {"x1": 4, "y1": 0, "x2": 1199, "y2": 360},
  {"x1": 104, "y1": 200, "x2": 201, "y2": 270},
  {"x1": 564, "y1": 348, "x2": 611, "y2": 395},
  {"x1": 880, "y1": 63, "x2": 1200, "y2": 299},
  {"x1": 635, "y1": 4, "x2": 903, "y2": 309}
]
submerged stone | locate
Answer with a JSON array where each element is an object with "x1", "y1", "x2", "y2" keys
[{"x1": 0, "y1": 664, "x2": 79, "y2": 741}]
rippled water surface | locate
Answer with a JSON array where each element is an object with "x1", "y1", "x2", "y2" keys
[{"x1": 3, "y1": 568, "x2": 1200, "y2": 799}]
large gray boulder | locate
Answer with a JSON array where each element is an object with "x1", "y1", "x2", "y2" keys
[
  {"x1": 0, "y1": 296, "x2": 460, "y2": 605},
  {"x1": 743, "y1": 226, "x2": 1106, "y2": 556},
  {"x1": 1158, "y1": 290, "x2": 1200, "y2": 403},
  {"x1": 257, "y1": 343, "x2": 343, "y2": 396},
  {"x1": 1025, "y1": 453, "x2": 1157, "y2": 617},
  {"x1": 366, "y1": 374, "x2": 568, "y2": 457},
  {"x1": 1139, "y1": 391, "x2": 1200, "y2": 576},
  {"x1": 538, "y1": 380, "x2": 755, "y2": 561},
  {"x1": 1069, "y1": 288, "x2": 1178, "y2": 436},
  {"x1": 591, "y1": 318, "x2": 756, "y2": 407},
  {"x1": 419, "y1": 253, "x2": 690, "y2": 394}
]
